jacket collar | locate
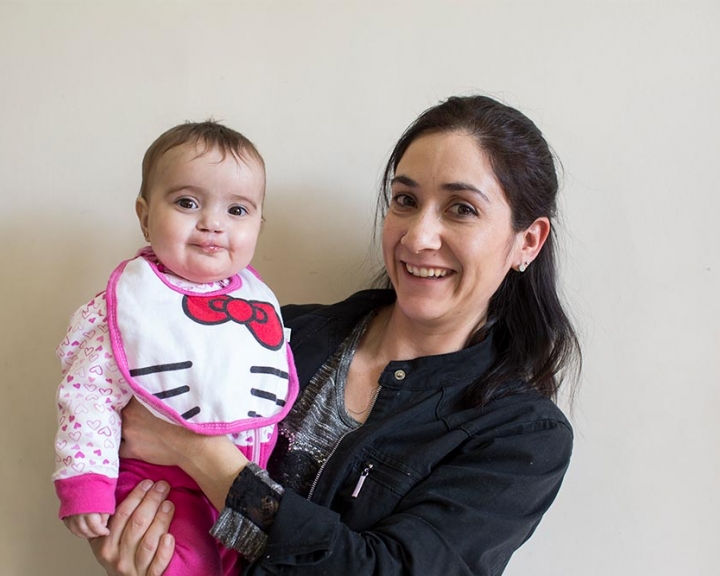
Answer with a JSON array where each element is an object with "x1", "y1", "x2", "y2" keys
[{"x1": 288, "y1": 289, "x2": 497, "y2": 391}]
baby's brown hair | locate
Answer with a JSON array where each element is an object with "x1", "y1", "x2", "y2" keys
[{"x1": 139, "y1": 121, "x2": 265, "y2": 200}]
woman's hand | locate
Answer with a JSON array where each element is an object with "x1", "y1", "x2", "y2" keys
[
  {"x1": 121, "y1": 398, "x2": 249, "y2": 511},
  {"x1": 89, "y1": 480, "x2": 175, "y2": 576},
  {"x1": 120, "y1": 398, "x2": 209, "y2": 469}
]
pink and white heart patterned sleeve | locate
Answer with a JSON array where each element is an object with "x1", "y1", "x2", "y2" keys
[{"x1": 53, "y1": 292, "x2": 133, "y2": 518}]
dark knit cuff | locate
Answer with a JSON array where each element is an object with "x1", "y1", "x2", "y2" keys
[{"x1": 210, "y1": 462, "x2": 284, "y2": 561}]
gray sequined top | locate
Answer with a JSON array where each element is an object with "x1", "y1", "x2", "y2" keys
[
  {"x1": 211, "y1": 313, "x2": 373, "y2": 561},
  {"x1": 272, "y1": 312, "x2": 372, "y2": 495}
]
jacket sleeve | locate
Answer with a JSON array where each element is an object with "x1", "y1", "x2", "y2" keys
[{"x1": 242, "y1": 416, "x2": 572, "y2": 575}]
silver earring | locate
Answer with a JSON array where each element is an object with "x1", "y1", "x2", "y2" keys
[{"x1": 519, "y1": 262, "x2": 528, "y2": 273}]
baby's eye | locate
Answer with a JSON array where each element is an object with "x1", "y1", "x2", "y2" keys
[
  {"x1": 176, "y1": 198, "x2": 198, "y2": 210},
  {"x1": 228, "y1": 205, "x2": 248, "y2": 217}
]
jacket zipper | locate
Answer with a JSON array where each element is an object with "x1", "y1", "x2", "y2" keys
[
  {"x1": 351, "y1": 463, "x2": 374, "y2": 498},
  {"x1": 307, "y1": 385, "x2": 382, "y2": 501}
]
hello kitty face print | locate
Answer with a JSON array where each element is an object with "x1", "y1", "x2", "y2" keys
[{"x1": 106, "y1": 255, "x2": 297, "y2": 434}]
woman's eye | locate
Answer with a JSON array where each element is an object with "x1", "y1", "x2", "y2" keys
[
  {"x1": 451, "y1": 203, "x2": 478, "y2": 217},
  {"x1": 391, "y1": 193, "x2": 416, "y2": 208},
  {"x1": 177, "y1": 198, "x2": 198, "y2": 209},
  {"x1": 228, "y1": 205, "x2": 247, "y2": 216}
]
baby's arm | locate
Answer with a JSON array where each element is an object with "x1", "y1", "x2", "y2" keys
[
  {"x1": 54, "y1": 292, "x2": 133, "y2": 518},
  {"x1": 63, "y1": 513, "x2": 111, "y2": 538}
]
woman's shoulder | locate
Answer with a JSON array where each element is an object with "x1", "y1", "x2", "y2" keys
[
  {"x1": 475, "y1": 388, "x2": 573, "y2": 445},
  {"x1": 446, "y1": 386, "x2": 573, "y2": 444},
  {"x1": 282, "y1": 289, "x2": 393, "y2": 321},
  {"x1": 282, "y1": 290, "x2": 394, "y2": 340}
]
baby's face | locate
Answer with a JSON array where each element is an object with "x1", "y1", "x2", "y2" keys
[{"x1": 136, "y1": 142, "x2": 265, "y2": 283}]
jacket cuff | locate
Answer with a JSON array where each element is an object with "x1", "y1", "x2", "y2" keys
[
  {"x1": 54, "y1": 474, "x2": 117, "y2": 519},
  {"x1": 211, "y1": 462, "x2": 284, "y2": 561}
]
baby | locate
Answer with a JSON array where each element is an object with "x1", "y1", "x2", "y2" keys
[{"x1": 53, "y1": 121, "x2": 298, "y2": 575}]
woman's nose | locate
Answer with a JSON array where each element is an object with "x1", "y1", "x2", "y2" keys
[{"x1": 401, "y1": 211, "x2": 442, "y2": 252}]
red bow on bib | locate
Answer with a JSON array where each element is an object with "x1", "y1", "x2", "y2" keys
[{"x1": 182, "y1": 295, "x2": 284, "y2": 350}]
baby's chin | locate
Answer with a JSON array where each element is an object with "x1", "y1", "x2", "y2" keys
[
  {"x1": 180, "y1": 263, "x2": 244, "y2": 285},
  {"x1": 171, "y1": 265, "x2": 234, "y2": 284},
  {"x1": 185, "y1": 272, "x2": 233, "y2": 284},
  {"x1": 167, "y1": 254, "x2": 251, "y2": 284}
]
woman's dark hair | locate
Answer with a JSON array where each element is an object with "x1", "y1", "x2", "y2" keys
[{"x1": 376, "y1": 95, "x2": 581, "y2": 407}]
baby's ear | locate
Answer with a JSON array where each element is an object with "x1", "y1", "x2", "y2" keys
[{"x1": 135, "y1": 196, "x2": 150, "y2": 241}]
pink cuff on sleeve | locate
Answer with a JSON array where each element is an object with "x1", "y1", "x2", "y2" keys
[{"x1": 54, "y1": 473, "x2": 118, "y2": 519}]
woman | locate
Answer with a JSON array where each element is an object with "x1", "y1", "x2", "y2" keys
[{"x1": 91, "y1": 95, "x2": 580, "y2": 575}]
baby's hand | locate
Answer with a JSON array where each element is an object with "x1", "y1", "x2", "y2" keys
[{"x1": 63, "y1": 512, "x2": 110, "y2": 538}]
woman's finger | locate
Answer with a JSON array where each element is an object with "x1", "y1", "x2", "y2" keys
[
  {"x1": 134, "y1": 499, "x2": 175, "y2": 574},
  {"x1": 146, "y1": 533, "x2": 175, "y2": 576},
  {"x1": 89, "y1": 479, "x2": 170, "y2": 575},
  {"x1": 88, "y1": 481, "x2": 150, "y2": 572},
  {"x1": 115, "y1": 481, "x2": 170, "y2": 567}
]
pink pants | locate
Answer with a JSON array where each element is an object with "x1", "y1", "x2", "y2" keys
[{"x1": 117, "y1": 458, "x2": 240, "y2": 576}]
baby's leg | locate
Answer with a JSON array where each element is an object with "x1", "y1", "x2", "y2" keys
[
  {"x1": 117, "y1": 459, "x2": 237, "y2": 576},
  {"x1": 162, "y1": 483, "x2": 224, "y2": 575}
]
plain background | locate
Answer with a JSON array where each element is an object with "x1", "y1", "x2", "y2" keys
[{"x1": 1, "y1": 1, "x2": 718, "y2": 574}]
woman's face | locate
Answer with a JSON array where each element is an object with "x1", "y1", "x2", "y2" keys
[{"x1": 382, "y1": 131, "x2": 528, "y2": 337}]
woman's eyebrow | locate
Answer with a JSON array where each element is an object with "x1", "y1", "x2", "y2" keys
[
  {"x1": 442, "y1": 181, "x2": 490, "y2": 203},
  {"x1": 392, "y1": 175, "x2": 490, "y2": 203},
  {"x1": 391, "y1": 175, "x2": 418, "y2": 188}
]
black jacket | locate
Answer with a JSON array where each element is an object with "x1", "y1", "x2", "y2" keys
[{"x1": 251, "y1": 290, "x2": 573, "y2": 576}]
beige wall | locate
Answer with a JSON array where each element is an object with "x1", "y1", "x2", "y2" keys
[{"x1": 1, "y1": 1, "x2": 718, "y2": 574}]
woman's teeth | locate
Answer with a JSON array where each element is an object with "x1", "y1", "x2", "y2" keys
[{"x1": 405, "y1": 264, "x2": 448, "y2": 278}]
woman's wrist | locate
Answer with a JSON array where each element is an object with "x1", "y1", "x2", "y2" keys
[
  {"x1": 178, "y1": 435, "x2": 248, "y2": 511},
  {"x1": 211, "y1": 462, "x2": 285, "y2": 561}
]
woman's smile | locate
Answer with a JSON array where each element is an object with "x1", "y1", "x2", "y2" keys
[{"x1": 403, "y1": 263, "x2": 451, "y2": 278}]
